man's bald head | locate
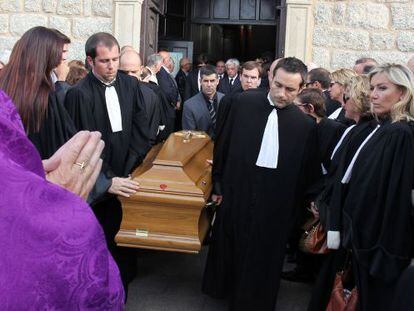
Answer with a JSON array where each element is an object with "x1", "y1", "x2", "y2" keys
[
  {"x1": 268, "y1": 58, "x2": 282, "y2": 82},
  {"x1": 407, "y1": 56, "x2": 414, "y2": 73},
  {"x1": 119, "y1": 50, "x2": 142, "y2": 80}
]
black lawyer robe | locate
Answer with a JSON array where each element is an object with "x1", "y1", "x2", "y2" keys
[
  {"x1": 341, "y1": 121, "x2": 414, "y2": 279},
  {"x1": 308, "y1": 116, "x2": 377, "y2": 311},
  {"x1": 64, "y1": 71, "x2": 150, "y2": 179},
  {"x1": 28, "y1": 90, "x2": 76, "y2": 159},
  {"x1": 64, "y1": 71, "x2": 151, "y2": 296},
  {"x1": 339, "y1": 120, "x2": 414, "y2": 310},
  {"x1": 138, "y1": 81, "x2": 163, "y2": 145},
  {"x1": 145, "y1": 81, "x2": 172, "y2": 141},
  {"x1": 202, "y1": 90, "x2": 321, "y2": 311},
  {"x1": 317, "y1": 117, "x2": 346, "y2": 173}
]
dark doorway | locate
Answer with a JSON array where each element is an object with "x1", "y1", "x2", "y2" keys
[{"x1": 157, "y1": 0, "x2": 284, "y2": 63}]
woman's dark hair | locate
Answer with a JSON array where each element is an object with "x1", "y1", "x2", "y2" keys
[
  {"x1": 0, "y1": 26, "x2": 68, "y2": 132},
  {"x1": 297, "y1": 88, "x2": 326, "y2": 118}
]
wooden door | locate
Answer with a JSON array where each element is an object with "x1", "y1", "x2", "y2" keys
[{"x1": 140, "y1": 0, "x2": 164, "y2": 62}]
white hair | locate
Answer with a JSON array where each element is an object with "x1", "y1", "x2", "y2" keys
[{"x1": 225, "y1": 58, "x2": 240, "y2": 67}]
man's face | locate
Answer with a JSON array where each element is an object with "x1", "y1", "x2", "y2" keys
[
  {"x1": 120, "y1": 54, "x2": 142, "y2": 80},
  {"x1": 270, "y1": 68, "x2": 303, "y2": 108},
  {"x1": 240, "y1": 68, "x2": 260, "y2": 90},
  {"x1": 89, "y1": 44, "x2": 119, "y2": 82},
  {"x1": 200, "y1": 73, "x2": 219, "y2": 98},
  {"x1": 226, "y1": 64, "x2": 238, "y2": 78},
  {"x1": 216, "y1": 61, "x2": 225, "y2": 74},
  {"x1": 181, "y1": 58, "x2": 192, "y2": 72}
]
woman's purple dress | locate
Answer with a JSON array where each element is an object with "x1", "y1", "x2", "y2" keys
[{"x1": 0, "y1": 90, "x2": 125, "y2": 310}]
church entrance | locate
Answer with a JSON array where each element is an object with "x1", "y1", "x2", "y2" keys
[{"x1": 155, "y1": 0, "x2": 285, "y2": 64}]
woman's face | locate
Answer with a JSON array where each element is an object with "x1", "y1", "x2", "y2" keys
[
  {"x1": 329, "y1": 81, "x2": 344, "y2": 103},
  {"x1": 370, "y1": 72, "x2": 403, "y2": 117},
  {"x1": 343, "y1": 88, "x2": 359, "y2": 121}
]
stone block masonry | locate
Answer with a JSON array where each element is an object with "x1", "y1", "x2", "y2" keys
[{"x1": 312, "y1": 0, "x2": 414, "y2": 70}]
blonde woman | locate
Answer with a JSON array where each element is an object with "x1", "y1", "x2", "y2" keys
[
  {"x1": 308, "y1": 74, "x2": 377, "y2": 311},
  {"x1": 329, "y1": 64, "x2": 414, "y2": 310},
  {"x1": 328, "y1": 68, "x2": 357, "y2": 124}
]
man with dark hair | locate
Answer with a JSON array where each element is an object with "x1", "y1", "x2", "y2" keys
[
  {"x1": 184, "y1": 53, "x2": 209, "y2": 101},
  {"x1": 306, "y1": 68, "x2": 342, "y2": 115},
  {"x1": 65, "y1": 32, "x2": 150, "y2": 296},
  {"x1": 215, "y1": 60, "x2": 226, "y2": 80},
  {"x1": 182, "y1": 65, "x2": 224, "y2": 139},
  {"x1": 203, "y1": 57, "x2": 321, "y2": 310},
  {"x1": 353, "y1": 57, "x2": 378, "y2": 74}
]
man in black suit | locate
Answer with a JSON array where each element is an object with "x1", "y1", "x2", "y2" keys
[
  {"x1": 217, "y1": 58, "x2": 241, "y2": 95},
  {"x1": 175, "y1": 57, "x2": 192, "y2": 100},
  {"x1": 157, "y1": 50, "x2": 180, "y2": 133},
  {"x1": 184, "y1": 54, "x2": 209, "y2": 101},
  {"x1": 216, "y1": 60, "x2": 225, "y2": 80},
  {"x1": 306, "y1": 68, "x2": 341, "y2": 116}
]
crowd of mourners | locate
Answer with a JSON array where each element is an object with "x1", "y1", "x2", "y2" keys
[{"x1": 1, "y1": 25, "x2": 414, "y2": 311}]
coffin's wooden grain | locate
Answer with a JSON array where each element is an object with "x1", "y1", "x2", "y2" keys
[{"x1": 115, "y1": 131, "x2": 213, "y2": 253}]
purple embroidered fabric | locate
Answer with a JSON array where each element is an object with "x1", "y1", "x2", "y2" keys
[{"x1": 0, "y1": 90, "x2": 125, "y2": 310}]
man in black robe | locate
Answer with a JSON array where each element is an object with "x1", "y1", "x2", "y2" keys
[
  {"x1": 119, "y1": 49, "x2": 164, "y2": 145},
  {"x1": 203, "y1": 57, "x2": 321, "y2": 310},
  {"x1": 64, "y1": 32, "x2": 150, "y2": 295}
]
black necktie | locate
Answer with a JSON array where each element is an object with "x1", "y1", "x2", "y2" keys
[{"x1": 208, "y1": 99, "x2": 216, "y2": 129}]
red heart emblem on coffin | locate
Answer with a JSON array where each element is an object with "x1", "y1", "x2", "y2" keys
[{"x1": 160, "y1": 184, "x2": 168, "y2": 190}]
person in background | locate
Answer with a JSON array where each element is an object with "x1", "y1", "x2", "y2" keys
[
  {"x1": 215, "y1": 60, "x2": 226, "y2": 80},
  {"x1": 306, "y1": 68, "x2": 341, "y2": 116},
  {"x1": 182, "y1": 65, "x2": 224, "y2": 139},
  {"x1": 217, "y1": 58, "x2": 241, "y2": 94},
  {"x1": 176, "y1": 57, "x2": 192, "y2": 101},
  {"x1": 328, "y1": 68, "x2": 357, "y2": 125},
  {"x1": 184, "y1": 53, "x2": 209, "y2": 101},
  {"x1": 66, "y1": 61, "x2": 88, "y2": 85},
  {"x1": 353, "y1": 57, "x2": 377, "y2": 75}
]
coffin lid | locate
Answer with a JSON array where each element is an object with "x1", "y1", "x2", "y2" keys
[{"x1": 132, "y1": 131, "x2": 213, "y2": 198}]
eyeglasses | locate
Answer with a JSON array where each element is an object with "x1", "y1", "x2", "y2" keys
[
  {"x1": 343, "y1": 94, "x2": 350, "y2": 103},
  {"x1": 330, "y1": 81, "x2": 342, "y2": 87}
]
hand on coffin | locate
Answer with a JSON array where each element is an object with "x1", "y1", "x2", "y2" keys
[
  {"x1": 211, "y1": 194, "x2": 223, "y2": 205},
  {"x1": 43, "y1": 131, "x2": 104, "y2": 200},
  {"x1": 206, "y1": 159, "x2": 213, "y2": 166},
  {"x1": 109, "y1": 176, "x2": 140, "y2": 197}
]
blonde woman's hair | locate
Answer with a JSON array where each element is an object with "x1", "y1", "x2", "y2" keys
[
  {"x1": 368, "y1": 63, "x2": 414, "y2": 122},
  {"x1": 347, "y1": 75, "x2": 371, "y2": 117},
  {"x1": 330, "y1": 68, "x2": 357, "y2": 86}
]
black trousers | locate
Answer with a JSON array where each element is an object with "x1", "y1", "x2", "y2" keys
[{"x1": 92, "y1": 196, "x2": 137, "y2": 301}]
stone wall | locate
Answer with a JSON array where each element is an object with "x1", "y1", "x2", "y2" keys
[
  {"x1": 312, "y1": 0, "x2": 414, "y2": 70},
  {"x1": 0, "y1": 0, "x2": 114, "y2": 62}
]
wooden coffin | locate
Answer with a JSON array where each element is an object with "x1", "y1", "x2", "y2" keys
[{"x1": 115, "y1": 131, "x2": 213, "y2": 253}]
